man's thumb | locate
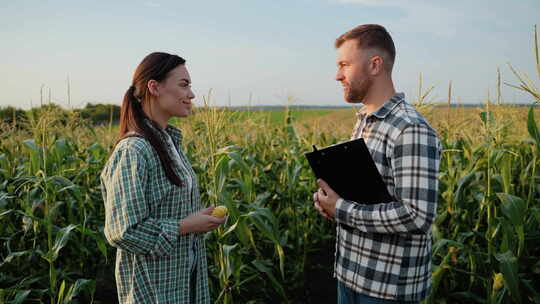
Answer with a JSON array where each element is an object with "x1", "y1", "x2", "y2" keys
[{"x1": 317, "y1": 179, "x2": 329, "y2": 191}]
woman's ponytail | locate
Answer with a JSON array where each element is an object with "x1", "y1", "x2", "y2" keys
[{"x1": 117, "y1": 53, "x2": 186, "y2": 187}]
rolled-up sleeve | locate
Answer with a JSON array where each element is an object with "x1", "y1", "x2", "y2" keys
[
  {"x1": 101, "y1": 144, "x2": 179, "y2": 256},
  {"x1": 335, "y1": 123, "x2": 441, "y2": 234}
]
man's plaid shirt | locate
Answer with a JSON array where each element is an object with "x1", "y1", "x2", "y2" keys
[
  {"x1": 100, "y1": 125, "x2": 210, "y2": 304},
  {"x1": 334, "y1": 93, "x2": 441, "y2": 302}
]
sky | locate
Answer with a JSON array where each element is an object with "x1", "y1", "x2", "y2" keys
[{"x1": 1, "y1": 0, "x2": 539, "y2": 109}]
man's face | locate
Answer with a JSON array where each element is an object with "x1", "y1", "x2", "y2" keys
[{"x1": 335, "y1": 39, "x2": 373, "y2": 104}]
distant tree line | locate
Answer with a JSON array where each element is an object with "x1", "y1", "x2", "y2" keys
[
  {"x1": 0, "y1": 103, "x2": 121, "y2": 127},
  {"x1": 76, "y1": 103, "x2": 121, "y2": 124},
  {"x1": 2, "y1": 102, "x2": 535, "y2": 128}
]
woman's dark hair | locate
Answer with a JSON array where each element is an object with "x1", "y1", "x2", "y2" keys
[{"x1": 119, "y1": 52, "x2": 185, "y2": 186}]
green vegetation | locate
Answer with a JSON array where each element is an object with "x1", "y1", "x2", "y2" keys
[
  {"x1": 224, "y1": 109, "x2": 334, "y2": 125},
  {"x1": 2, "y1": 100, "x2": 540, "y2": 303}
]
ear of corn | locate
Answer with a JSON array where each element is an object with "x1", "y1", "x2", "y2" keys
[{"x1": 211, "y1": 206, "x2": 228, "y2": 218}]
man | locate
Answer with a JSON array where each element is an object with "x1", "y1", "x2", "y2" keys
[{"x1": 313, "y1": 24, "x2": 441, "y2": 304}]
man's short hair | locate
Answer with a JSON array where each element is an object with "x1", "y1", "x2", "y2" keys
[{"x1": 335, "y1": 24, "x2": 396, "y2": 72}]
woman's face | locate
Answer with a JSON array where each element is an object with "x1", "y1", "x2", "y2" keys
[{"x1": 154, "y1": 64, "x2": 195, "y2": 119}]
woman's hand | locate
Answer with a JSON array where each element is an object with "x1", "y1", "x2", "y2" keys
[{"x1": 179, "y1": 207, "x2": 226, "y2": 235}]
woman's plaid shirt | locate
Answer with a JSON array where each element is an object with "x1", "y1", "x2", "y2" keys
[
  {"x1": 334, "y1": 93, "x2": 442, "y2": 302},
  {"x1": 100, "y1": 125, "x2": 210, "y2": 304}
]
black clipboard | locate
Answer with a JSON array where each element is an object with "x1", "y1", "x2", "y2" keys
[{"x1": 305, "y1": 138, "x2": 393, "y2": 204}]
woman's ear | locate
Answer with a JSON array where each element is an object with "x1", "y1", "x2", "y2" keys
[{"x1": 147, "y1": 79, "x2": 160, "y2": 97}]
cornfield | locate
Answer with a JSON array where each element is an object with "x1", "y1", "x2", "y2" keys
[{"x1": 1, "y1": 28, "x2": 540, "y2": 303}]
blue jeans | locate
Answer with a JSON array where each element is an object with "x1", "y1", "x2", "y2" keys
[{"x1": 337, "y1": 281, "x2": 419, "y2": 304}]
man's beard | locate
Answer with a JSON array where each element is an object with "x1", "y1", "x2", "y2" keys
[{"x1": 344, "y1": 76, "x2": 373, "y2": 104}]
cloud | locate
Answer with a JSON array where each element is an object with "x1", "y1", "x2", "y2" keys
[
  {"x1": 144, "y1": 1, "x2": 161, "y2": 8},
  {"x1": 329, "y1": 0, "x2": 470, "y2": 38},
  {"x1": 331, "y1": 0, "x2": 421, "y2": 7},
  {"x1": 332, "y1": 0, "x2": 388, "y2": 4}
]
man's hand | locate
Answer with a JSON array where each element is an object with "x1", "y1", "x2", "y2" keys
[
  {"x1": 313, "y1": 179, "x2": 341, "y2": 219},
  {"x1": 313, "y1": 191, "x2": 333, "y2": 221}
]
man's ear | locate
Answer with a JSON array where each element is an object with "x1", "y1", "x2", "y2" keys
[
  {"x1": 147, "y1": 80, "x2": 160, "y2": 97},
  {"x1": 369, "y1": 56, "x2": 384, "y2": 76}
]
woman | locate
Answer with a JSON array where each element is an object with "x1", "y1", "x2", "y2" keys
[{"x1": 100, "y1": 52, "x2": 225, "y2": 304}]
